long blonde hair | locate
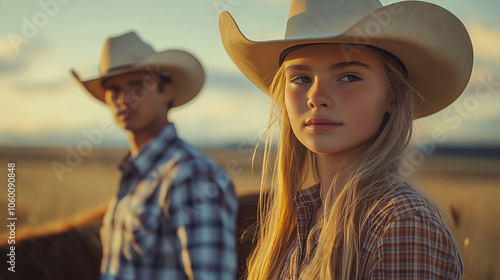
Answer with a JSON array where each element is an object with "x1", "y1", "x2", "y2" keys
[{"x1": 246, "y1": 46, "x2": 425, "y2": 279}]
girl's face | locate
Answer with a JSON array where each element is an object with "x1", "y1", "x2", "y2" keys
[{"x1": 283, "y1": 44, "x2": 392, "y2": 155}]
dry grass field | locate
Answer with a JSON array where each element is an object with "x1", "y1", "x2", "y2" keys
[{"x1": 0, "y1": 146, "x2": 498, "y2": 279}]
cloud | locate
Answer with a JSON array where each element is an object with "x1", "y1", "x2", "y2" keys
[
  {"x1": 0, "y1": 38, "x2": 27, "y2": 73},
  {"x1": 0, "y1": 36, "x2": 50, "y2": 75},
  {"x1": 465, "y1": 67, "x2": 500, "y2": 99},
  {"x1": 462, "y1": 21, "x2": 500, "y2": 98},
  {"x1": 169, "y1": 84, "x2": 270, "y2": 146},
  {"x1": 0, "y1": 58, "x2": 26, "y2": 73},
  {"x1": 0, "y1": 86, "x2": 270, "y2": 148},
  {"x1": 466, "y1": 21, "x2": 500, "y2": 62},
  {"x1": 0, "y1": 34, "x2": 75, "y2": 95},
  {"x1": 206, "y1": 67, "x2": 260, "y2": 93},
  {"x1": 416, "y1": 89, "x2": 500, "y2": 145},
  {"x1": 11, "y1": 77, "x2": 71, "y2": 93},
  {"x1": 415, "y1": 25, "x2": 500, "y2": 146}
]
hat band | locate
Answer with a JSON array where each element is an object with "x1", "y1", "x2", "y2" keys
[
  {"x1": 279, "y1": 43, "x2": 408, "y2": 76},
  {"x1": 103, "y1": 63, "x2": 136, "y2": 77}
]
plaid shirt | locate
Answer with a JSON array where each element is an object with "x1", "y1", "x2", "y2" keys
[
  {"x1": 281, "y1": 184, "x2": 463, "y2": 279},
  {"x1": 100, "y1": 123, "x2": 238, "y2": 280}
]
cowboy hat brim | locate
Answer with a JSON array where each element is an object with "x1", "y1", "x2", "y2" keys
[
  {"x1": 71, "y1": 49, "x2": 205, "y2": 108},
  {"x1": 219, "y1": 1, "x2": 473, "y2": 118}
]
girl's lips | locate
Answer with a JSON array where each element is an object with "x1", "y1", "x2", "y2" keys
[
  {"x1": 305, "y1": 117, "x2": 341, "y2": 125},
  {"x1": 305, "y1": 117, "x2": 342, "y2": 132},
  {"x1": 306, "y1": 123, "x2": 341, "y2": 132}
]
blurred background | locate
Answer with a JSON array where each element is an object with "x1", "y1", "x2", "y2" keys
[{"x1": 1, "y1": 0, "x2": 499, "y2": 278}]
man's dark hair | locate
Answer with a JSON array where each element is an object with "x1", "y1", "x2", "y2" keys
[
  {"x1": 154, "y1": 73, "x2": 174, "y2": 109},
  {"x1": 155, "y1": 73, "x2": 172, "y2": 92}
]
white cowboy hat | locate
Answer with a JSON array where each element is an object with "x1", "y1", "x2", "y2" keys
[
  {"x1": 219, "y1": 0, "x2": 473, "y2": 118},
  {"x1": 71, "y1": 31, "x2": 205, "y2": 107}
]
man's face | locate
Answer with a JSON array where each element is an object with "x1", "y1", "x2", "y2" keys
[{"x1": 102, "y1": 71, "x2": 175, "y2": 136}]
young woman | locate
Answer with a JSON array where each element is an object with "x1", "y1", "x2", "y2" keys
[{"x1": 220, "y1": 0, "x2": 472, "y2": 279}]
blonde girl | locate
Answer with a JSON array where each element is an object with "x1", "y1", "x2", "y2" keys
[{"x1": 220, "y1": 0, "x2": 472, "y2": 279}]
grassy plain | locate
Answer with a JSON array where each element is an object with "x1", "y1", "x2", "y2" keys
[{"x1": 0, "y1": 146, "x2": 498, "y2": 279}]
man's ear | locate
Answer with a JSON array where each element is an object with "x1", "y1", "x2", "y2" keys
[{"x1": 160, "y1": 83, "x2": 175, "y2": 105}]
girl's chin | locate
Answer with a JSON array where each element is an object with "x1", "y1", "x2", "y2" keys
[
  {"x1": 302, "y1": 141, "x2": 360, "y2": 157},
  {"x1": 304, "y1": 145, "x2": 345, "y2": 155}
]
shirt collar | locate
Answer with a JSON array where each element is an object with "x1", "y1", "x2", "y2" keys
[
  {"x1": 118, "y1": 123, "x2": 178, "y2": 176},
  {"x1": 295, "y1": 184, "x2": 322, "y2": 208}
]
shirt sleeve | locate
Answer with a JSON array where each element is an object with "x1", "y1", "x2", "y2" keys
[
  {"x1": 168, "y1": 175, "x2": 238, "y2": 280},
  {"x1": 370, "y1": 216, "x2": 463, "y2": 279}
]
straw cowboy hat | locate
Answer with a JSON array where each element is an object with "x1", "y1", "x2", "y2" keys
[
  {"x1": 219, "y1": 0, "x2": 473, "y2": 118},
  {"x1": 71, "y1": 31, "x2": 205, "y2": 107}
]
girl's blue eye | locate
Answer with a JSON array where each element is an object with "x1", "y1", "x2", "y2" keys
[
  {"x1": 339, "y1": 75, "x2": 361, "y2": 82},
  {"x1": 292, "y1": 76, "x2": 311, "y2": 84}
]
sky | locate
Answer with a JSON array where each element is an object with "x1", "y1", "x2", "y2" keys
[{"x1": 1, "y1": 0, "x2": 499, "y2": 149}]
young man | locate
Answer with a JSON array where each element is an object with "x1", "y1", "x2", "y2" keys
[{"x1": 71, "y1": 31, "x2": 238, "y2": 280}]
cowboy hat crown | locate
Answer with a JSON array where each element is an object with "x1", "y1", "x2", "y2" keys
[
  {"x1": 99, "y1": 32, "x2": 155, "y2": 76},
  {"x1": 286, "y1": 0, "x2": 382, "y2": 39},
  {"x1": 72, "y1": 31, "x2": 205, "y2": 107},
  {"x1": 219, "y1": 0, "x2": 473, "y2": 118}
]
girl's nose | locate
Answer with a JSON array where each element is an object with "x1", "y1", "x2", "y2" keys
[{"x1": 307, "y1": 79, "x2": 333, "y2": 109}]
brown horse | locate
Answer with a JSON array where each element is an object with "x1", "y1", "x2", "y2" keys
[{"x1": 0, "y1": 193, "x2": 260, "y2": 280}]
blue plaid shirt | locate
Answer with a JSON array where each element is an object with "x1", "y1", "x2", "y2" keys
[{"x1": 100, "y1": 123, "x2": 238, "y2": 280}]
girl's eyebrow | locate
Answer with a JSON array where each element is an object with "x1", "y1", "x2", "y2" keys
[
  {"x1": 285, "y1": 65, "x2": 311, "y2": 71},
  {"x1": 285, "y1": 61, "x2": 372, "y2": 72}
]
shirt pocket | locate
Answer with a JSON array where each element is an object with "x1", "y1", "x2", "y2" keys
[
  {"x1": 128, "y1": 203, "x2": 162, "y2": 257},
  {"x1": 127, "y1": 177, "x2": 164, "y2": 257}
]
